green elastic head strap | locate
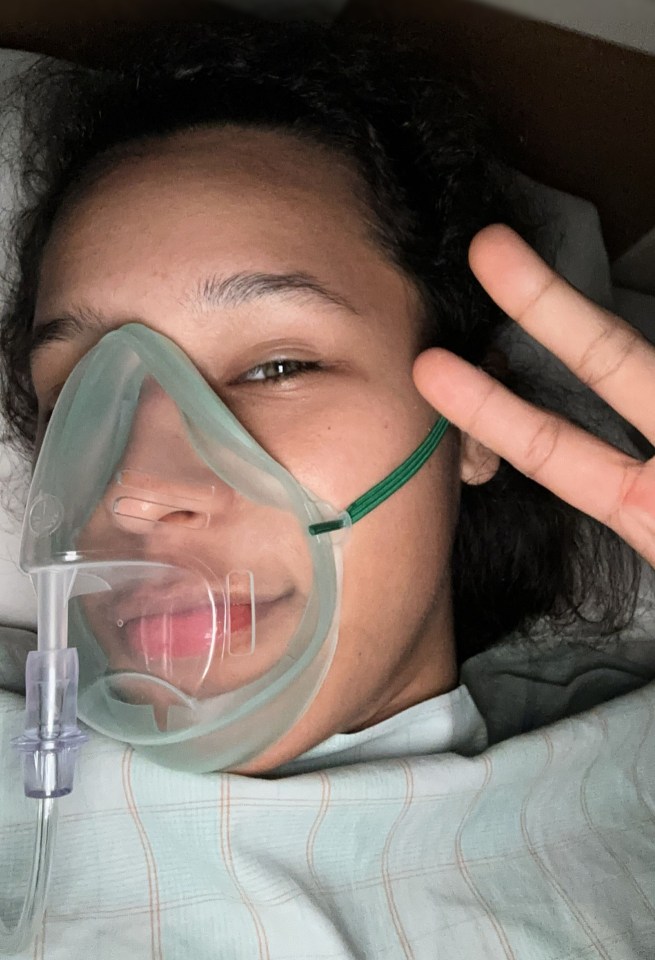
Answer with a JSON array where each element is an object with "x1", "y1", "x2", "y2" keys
[{"x1": 308, "y1": 415, "x2": 449, "y2": 537}]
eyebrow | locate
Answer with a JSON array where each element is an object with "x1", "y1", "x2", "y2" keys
[{"x1": 30, "y1": 271, "x2": 359, "y2": 366}]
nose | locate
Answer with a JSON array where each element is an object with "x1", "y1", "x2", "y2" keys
[{"x1": 97, "y1": 378, "x2": 236, "y2": 537}]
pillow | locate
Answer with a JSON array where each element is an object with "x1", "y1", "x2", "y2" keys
[{"x1": 0, "y1": 50, "x2": 43, "y2": 634}]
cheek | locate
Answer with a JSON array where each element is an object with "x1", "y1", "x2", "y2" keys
[
  {"x1": 257, "y1": 383, "x2": 460, "y2": 610},
  {"x1": 256, "y1": 386, "x2": 436, "y2": 515},
  {"x1": 238, "y1": 377, "x2": 460, "y2": 671},
  {"x1": 335, "y1": 440, "x2": 460, "y2": 658}
]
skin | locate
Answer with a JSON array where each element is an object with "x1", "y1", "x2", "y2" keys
[{"x1": 31, "y1": 127, "x2": 498, "y2": 774}]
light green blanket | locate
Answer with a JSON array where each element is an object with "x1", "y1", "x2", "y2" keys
[{"x1": 1, "y1": 623, "x2": 654, "y2": 959}]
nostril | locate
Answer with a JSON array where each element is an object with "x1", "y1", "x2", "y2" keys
[
  {"x1": 109, "y1": 471, "x2": 216, "y2": 533},
  {"x1": 159, "y1": 510, "x2": 200, "y2": 526},
  {"x1": 113, "y1": 497, "x2": 209, "y2": 530}
]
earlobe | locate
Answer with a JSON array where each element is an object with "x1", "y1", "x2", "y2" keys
[{"x1": 459, "y1": 433, "x2": 500, "y2": 486}]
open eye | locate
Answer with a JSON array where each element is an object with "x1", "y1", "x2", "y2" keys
[{"x1": 236, "y1": 359, "x2": 323, "y2": 384}]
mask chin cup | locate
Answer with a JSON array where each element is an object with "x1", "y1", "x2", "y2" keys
[{"x1": 85, "y1": 671, "x2": 206, "y2": 736}]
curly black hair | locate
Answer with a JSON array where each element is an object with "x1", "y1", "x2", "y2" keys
[{"x1": 0, "y1": 19, "x2": 641, "y2": 664}]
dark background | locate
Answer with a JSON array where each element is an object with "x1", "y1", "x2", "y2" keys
[{"x1": 1, "y1": 0, "x2": 653, "y2": 259}]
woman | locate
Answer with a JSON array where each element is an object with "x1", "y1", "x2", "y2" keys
[{"x1": 0, "y1": 19, "x2": 653, "y2": 958}]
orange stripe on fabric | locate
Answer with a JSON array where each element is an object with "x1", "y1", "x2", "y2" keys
[
  {"x1": 581, "y1": 708, "x2": 655, "y2": 920},
  {"x1": 219, "y1": 775, "x2": 271, "y2": 960},
  {"x1": 381, "y1": 760, "x2": 416, "y2": 960},
  {"x1": 32, "y1": 909, "x2": 46, "y2": 960},
  {"x1": 454, "y1": 755, "x2": 517, "y2": 960},
  {"x1": 520, "y1": 732, "x2": 611, "y2": 960},
  {"x1": 306, "y1": 772, "x2": 332, "y2": 894},
  {"x1": 121, "y1": 748, "x2": 163, "y2": 960}
]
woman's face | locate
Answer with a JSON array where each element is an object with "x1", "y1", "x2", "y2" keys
[{"x1": 31, "y1": 127, "x2": 494, "y2": 773}]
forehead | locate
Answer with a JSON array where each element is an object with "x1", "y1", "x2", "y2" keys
[{"x1": 37, "y1": 127, "x2": 408, "y2": 316}]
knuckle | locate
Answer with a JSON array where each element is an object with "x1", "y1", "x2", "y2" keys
[
  {"x1": 465, "y1": 379, "x2": 500, "y2": 437},
  {"x1": 577, "y1": 320, "x2": 640, "y2": 389},
  {"x1": 522, "y1": 416, "x2": 562, "y2": 479}
]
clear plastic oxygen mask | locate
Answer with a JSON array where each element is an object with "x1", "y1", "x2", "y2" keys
[{"x1": 16, "y1": 323, "x2": 348, "y2": 780}]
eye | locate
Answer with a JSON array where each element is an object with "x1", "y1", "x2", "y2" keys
[{"x1": 235, "y1": 359, "x2": 323, "y2": 384}]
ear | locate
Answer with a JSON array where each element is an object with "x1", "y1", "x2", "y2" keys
[
  {"x1": 459, "y1": 433, "x2": 500, "y2": 486},
  {"x1": 459, "y1": 346, "x2": 507, "y2": 485}
]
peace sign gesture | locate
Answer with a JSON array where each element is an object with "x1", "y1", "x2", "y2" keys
[{"x1": 414, "y1": 225, "x2": 655, "y2": 569}]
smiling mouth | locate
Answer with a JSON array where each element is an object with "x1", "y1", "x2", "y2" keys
[
  {"x1": 117, "y1": 595, "x2": 289, "y2": 661},
  {"x1": 123, "y1": 602, "x2": 244, "y2": 659}
]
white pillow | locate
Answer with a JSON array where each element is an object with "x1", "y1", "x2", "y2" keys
[{"x1": 0, "y1": 50, "x2": 44, "y2": 632}]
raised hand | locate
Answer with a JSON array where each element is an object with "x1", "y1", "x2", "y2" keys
[{"x1": 413, "y1": 225, "x2": 655, "y2": 568}]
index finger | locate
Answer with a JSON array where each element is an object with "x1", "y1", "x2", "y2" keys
[
  {"x1": 412, "y1": 348, "x2": 636, "y2": 533},
  {"x1": 470, "y1": 225, "x2": 655, "y2": 444}
]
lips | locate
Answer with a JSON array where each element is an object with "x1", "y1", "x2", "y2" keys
[{"x1": 123, "y1": 602, "x2": 254, "y2": 660}]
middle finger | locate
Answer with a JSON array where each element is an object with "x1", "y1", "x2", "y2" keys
[{"x1": 469, "y1": 225, "x2": 655, "y2": 445}]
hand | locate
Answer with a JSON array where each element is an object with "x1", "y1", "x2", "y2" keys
[{"x1": 413, "y1": 224, "x2": 655, "y2": 568}]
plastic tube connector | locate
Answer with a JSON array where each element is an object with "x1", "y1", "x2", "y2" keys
[{"x1": 12, "y1": 648, "x2": 88, "y2": 799}]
